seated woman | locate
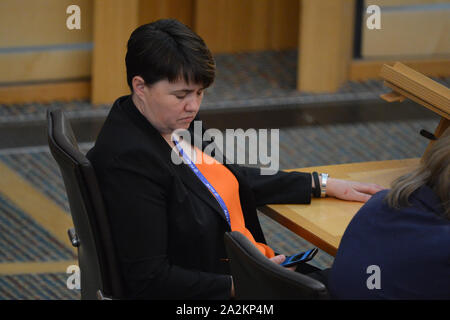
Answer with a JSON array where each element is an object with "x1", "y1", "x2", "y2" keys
[
  {"x1": 87, "y1": 18, "x2": 383, "y2": 299},
  {"x1": 328, "y1": 128, "x2": 450, "y2": 299}
]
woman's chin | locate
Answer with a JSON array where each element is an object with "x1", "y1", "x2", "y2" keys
[
  {"x1": 180, "y1": 120, "x2": 193, "y2": 128},
  {"x1": 172, "y1": 123, "x2": 191, "y2": 132}
]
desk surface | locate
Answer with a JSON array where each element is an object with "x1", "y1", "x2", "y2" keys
[{"x1": 259, "y1": 158, "x2": 421, "y2": 256}]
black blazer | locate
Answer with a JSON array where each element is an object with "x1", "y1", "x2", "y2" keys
[{"x1": 87, "y1": 95, "x2": 312, "y2": 299}]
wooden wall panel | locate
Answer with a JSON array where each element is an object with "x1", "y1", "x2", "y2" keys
[
  {"x1": 298, "y1": 0, "x2": 355, "y2": 92},
  {"x1": 0, "y1": 0, "x2": 92, "y2": 87},
  {"x1": 91, "y1": 0, "x2": 139, "y2": 105},
  {"x1": 365, "y1": 0, "x2": 447, "y2": 6},
  {"x1": 138, "y1": 0, "x2": 194, "y2": 27},
  {"x1": 362, "y1": 9, "x2": 450, "y2": 58},
  {"x1": 362, "y1": 1, "x2": 450, "y2": 58},
  {"x1": 0, "y1": 81, "x2": 90, "y2": 104},
  {"x1": 0, "y1": 50, "x2": 91, "y2": 83},
  {"x1": 0, "y1": 0, "x2": 92, "y2": 48},
  {"x1": 194, "y1": 0, "x2": 299, "y2": 53},
  {"x1": 270, "y1": 0, "x2": 301, "y2": 50},
  {"x1": 350, "y1": 58, "x2": 450, "y2": 80}
]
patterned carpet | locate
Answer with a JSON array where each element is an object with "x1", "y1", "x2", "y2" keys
[
  {"x1": 0, "y1": 193, "x2": 74, "y2": 262},
  {"x1": 0, "y1": 49, "x2": 443, "y2": 300},
  {"x1": 0, "y1": 273, "x2": 78, "y2": 300}
]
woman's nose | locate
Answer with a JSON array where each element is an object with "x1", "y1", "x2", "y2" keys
[{"x1": 185, "y1": 96, "x2": 201, "y2": 112}]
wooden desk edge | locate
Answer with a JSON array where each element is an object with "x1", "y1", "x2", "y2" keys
[
  {"x1": 284, "y1": 158, "x2": 420, "y2": 174},
  {"x1": 259, "y1": 205, "x2": 338, "y2": 257},
  {"x1": 260, "y1": 158, "x2": 421, "y2": 257}
]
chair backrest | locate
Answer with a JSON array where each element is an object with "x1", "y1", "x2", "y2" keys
[
  {"x1": 47, "y1": 109, "x2": 124, "y2": 299},
  {"x1": 224, "y1": 231, "x2": 329, "y2": 300}
]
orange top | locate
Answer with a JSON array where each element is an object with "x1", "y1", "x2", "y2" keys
[{"x1": 193, "y1": 146, "x2": 275, "y2": 259}]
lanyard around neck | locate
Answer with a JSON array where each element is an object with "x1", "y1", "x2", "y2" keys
[{"x1": 173, "y1": 138, "x2": 231, "y2": 227}]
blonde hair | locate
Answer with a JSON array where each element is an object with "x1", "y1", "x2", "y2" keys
[{"x1": 386, "y1": 126, "x2": 450, "y2": 219}]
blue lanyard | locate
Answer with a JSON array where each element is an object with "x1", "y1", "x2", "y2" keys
[{"x1": 173, "y1": 138, "x2": 231, "y2": 227}]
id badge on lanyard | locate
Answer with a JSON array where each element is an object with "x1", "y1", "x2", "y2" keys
[{"x1": 173, "y1": 138, "x2": 231, "y2": 227}]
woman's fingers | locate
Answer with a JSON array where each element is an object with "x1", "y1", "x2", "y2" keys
[
  {"x1": 351, "y1": 190, "x2": 372, "y2": 203},
  {"x1": 328, "y1": 178, "x2": 384, "y2": 202},
  {"x1": 270, "y1": 255, "x2": 286, "y2": 265},
  {"x1": 327, "y1": 179, "x2": 382, "y2": 202},
  {"x1": 269, "y1": 255, "x2": 296, "y2": 271},
  {"x1": 353, "y1": 182, "x2": 384, "y2": 195}
]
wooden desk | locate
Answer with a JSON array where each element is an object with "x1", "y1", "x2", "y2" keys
[{"x1": 259, "y1": 158, "x2": 421, "y2": 257}]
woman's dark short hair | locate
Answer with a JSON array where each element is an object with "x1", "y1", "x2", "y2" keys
[{"x1": 125, "y1": 19, "x2": 216, "y2": 91}]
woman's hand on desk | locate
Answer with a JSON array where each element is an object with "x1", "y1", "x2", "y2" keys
[{"x1": 326, "y1": 178, "x2": 384, "y2": 203}]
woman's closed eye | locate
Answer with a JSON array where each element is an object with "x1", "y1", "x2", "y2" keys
[{"x1": 175, "y1": 90, "x2": 203, "y2": 100}]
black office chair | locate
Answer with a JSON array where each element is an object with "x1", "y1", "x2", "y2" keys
[
  {"x1": 224, "y1": 231, "x2": 329, "y2": 300},
  {"x1": 47, "y1": 109, "x2": 124, "y2": 300}
]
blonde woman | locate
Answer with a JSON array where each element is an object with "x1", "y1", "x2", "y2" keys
[{"x1": 329, "y1": 127, "x2": 450, "y2": 299}]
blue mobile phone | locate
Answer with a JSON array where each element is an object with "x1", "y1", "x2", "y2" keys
[{"x1": 280, "y1": 248, "x2": 318, "y2": 267}]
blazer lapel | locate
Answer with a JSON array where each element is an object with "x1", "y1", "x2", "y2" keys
[
  {"x1": 171, "y1": 159, "x2": 231, "y2": 227},
  {"x1": 125, "y1": 100, "x2": 232, "y2": 227}
]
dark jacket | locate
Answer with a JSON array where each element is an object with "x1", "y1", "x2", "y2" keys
[
  {"x1": 329, "y1": 186, "x2": 450, "y2": 299},
  {"x1": 87, "y1": 95, "x2": 312, "y2": 299}
]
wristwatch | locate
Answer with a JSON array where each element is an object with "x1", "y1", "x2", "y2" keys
[{"x1": 320, "y1": 173, "x2": 329, "y2": 198}]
